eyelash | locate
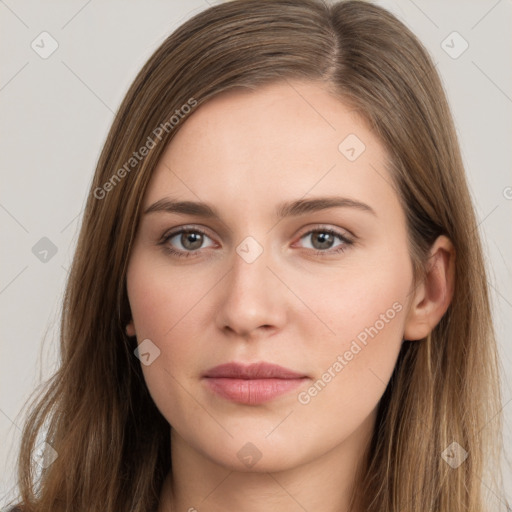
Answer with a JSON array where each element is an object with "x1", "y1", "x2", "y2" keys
[{"x1": 158, "y1": 225, "x2": 354, "y2": 259}]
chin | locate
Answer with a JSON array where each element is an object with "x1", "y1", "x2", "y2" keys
[{"x1": 200, "y1": 437, "x2": 308, "y2": 474}]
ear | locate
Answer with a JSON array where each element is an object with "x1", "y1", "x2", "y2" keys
[
  {"x1": 126, "y1": 319, "x2": 136, "y2": 337},
  {"x1": 403, "y1": 235, "x2": 455, "y2": 341}
]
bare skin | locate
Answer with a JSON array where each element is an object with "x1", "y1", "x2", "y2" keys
[{"x1": 125, "y1": 80, "x2": 455, "y2": 512}]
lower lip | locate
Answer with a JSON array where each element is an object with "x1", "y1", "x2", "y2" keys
[{"x1": 204, "y1": 377, "x2": 307, "y2": 405}]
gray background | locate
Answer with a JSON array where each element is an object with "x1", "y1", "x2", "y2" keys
[{"x1": 1, "y1": 0, "x2": 511, "y2": 508}]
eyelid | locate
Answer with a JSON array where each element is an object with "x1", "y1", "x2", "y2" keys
[{"x1": 159, "y1": 224, "x2": 216, "y2": 244}]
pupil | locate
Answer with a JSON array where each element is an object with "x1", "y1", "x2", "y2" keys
[
  {"x1": 314, "y1": 232, "x2": 333, "y2": 249},
  {"x1": 182, "y1": 231, "x2": 202, "y2": 250}
]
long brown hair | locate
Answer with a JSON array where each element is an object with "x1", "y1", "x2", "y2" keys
[{"x1": 9, "y1": 1, "x2": 506, "y2": 510}]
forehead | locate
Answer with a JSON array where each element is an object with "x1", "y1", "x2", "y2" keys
[
  {"x1": 144, "y1": 80, "x2": 396, "y2": 219},
  {"x1": 165, "y1": 80, "x2": 380, "y2": 163}
]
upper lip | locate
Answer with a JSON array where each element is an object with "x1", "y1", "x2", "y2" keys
[{"x1": 203, "y1": 362, "x2": 306, "y2": 379}]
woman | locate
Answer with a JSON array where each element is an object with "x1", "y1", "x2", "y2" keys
[{"x1": 8, "y1": 0, "x2": 507, "y2": 511}]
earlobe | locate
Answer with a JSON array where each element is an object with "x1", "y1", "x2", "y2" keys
[
  {"x1": 126, "y1": 320, "x2": 136, "y2": 337},
  {"x1": 403, "y1": 235, "x2": 456, "y2": 341}
]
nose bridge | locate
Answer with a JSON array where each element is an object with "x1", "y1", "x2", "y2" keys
[
  {"x1": 232, "y1": 234, "x2": 268, "y2": 292},
  {"x1": 216, "y1": 233, "x2": 284, "y2": 335}
]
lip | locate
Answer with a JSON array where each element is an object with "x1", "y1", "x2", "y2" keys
[
  {"x1": 203, "y1": 362, "x2": 306, "y2": 379},
  {"x1": 202, "y1": 362, "x2": 309, "y2": 405}
]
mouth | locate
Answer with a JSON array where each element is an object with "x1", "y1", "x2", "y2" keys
[{"x1": 202, "y1": 361, "x2": 309, "y2": 405}]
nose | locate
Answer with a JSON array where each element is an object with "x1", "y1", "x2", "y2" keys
[{"x1": 215, "y1": 239, "x2": 286, "y2": 339}]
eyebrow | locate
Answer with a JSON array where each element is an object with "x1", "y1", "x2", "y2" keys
[{"x1": 144, "y1": 196, "x2": 377, "y2": 219}]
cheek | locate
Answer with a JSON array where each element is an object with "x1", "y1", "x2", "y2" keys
[
  {"x1": 126, "y1": 250, "x2": 212, "y2": 340},
  {"x1": 126, "y1": 252, "x2": 218, "y2": 418},
  {"x1": 293, "y1": 250, "x2": 411, "y2": 428}
]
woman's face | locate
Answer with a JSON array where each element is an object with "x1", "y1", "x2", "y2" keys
[{"x1": 126, "y1": 80, "x2": 415, "y2": 472}]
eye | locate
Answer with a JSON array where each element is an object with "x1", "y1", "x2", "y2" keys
[
  {"x1": 159, "y1": 225, "x2": 354, "y2": 259},
  {"x1": 296, "y1": 227, "x2": 354, "y2": 255},
  {"x1": 160, "y1": 227, "x2": 216, "y2": 258}
]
